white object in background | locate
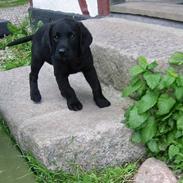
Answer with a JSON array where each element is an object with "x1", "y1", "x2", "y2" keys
[{"x1": 33, "y1": 0, "x2": 99, "y2": 17}]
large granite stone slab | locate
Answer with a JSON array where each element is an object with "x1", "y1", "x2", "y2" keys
[
  {"x1": 83, "y1": 17, "x2": 183, "y2": 90},
  {"x1": 110, "y1": 2, "x2": 183, "y2": 22},
  {"x1": 0, "y1": 64, "x2": 144, "y2": 171}
]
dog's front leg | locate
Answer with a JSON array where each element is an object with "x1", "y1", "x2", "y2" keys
[
  {"x1": 30, "y1": 61, "x2": 44, "y2": 103},
  {"x1": 82, "y1": 66, "x2": 111, "y2": 108},
  {"x1": 54, "y1": 73, "x2": 83, "y2": 111}
]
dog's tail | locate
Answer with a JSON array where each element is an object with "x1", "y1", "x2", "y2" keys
[{"x1": 7, "y1": 35, "x2": 33, "y2": 46}]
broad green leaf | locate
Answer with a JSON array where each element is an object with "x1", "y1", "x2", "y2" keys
[
  {"x1": 168, "y1": 145, "x2": 180, "y2": 160},
  {"x1": 131, "y1": 131, "x2": 141, "y2": 143},
  {"x1": 141, "y1": 117, "x2": 157, "y2": 143},
  {"x1": 176, "y1": 104, "x2": 183, "y2": 112},
  {"x1": 175, "y1": 87, "x2": 183, "y2": 100},
  {"x1": 138, "y1": 56, "x2": 148, "y2": 69},
  {"x1": 130, "y1": 65, "x2": 144, "y2": 77},
  {"x1": 176, "y1": 75, "x2": 183, "y2": 87},
  {"x1": 136, "y1": 84, "x2": 146, "y2": 98},
  {"x1": 147, "y1": 139, "x2": 159, "y2": 153},
  {"x1": 143, "y1": 72, "x2": 161, "y2": 89},
  {"x1": 158, "y1": 138, "x2": 169, "y2": 151},
  {"x1": 167, "y1": 67, "x2": 178, "y2": 78},
  {"x1": 159, "y1": 74, "x2": 175, "y2": 89},
  {"x1": 124, "y1": 105, "x2": 133, "y2": 120},
  {"x1": 157, "y1": 94, "x2": 176, "y2": 115},
  {"x1": 158, "y1": 122, "x2": 170, "y2": 134},
  {"x1": 161, "y1": 112, "x2": 173, "y2": 121},
  {"x1": 130, "y1": 77, "x2": 146, "y2": 98},
  {"x1": 167, "y1": 130, "x2": 176, "y2": 145},
  {"x1": 175, "y1": 130, "x2": 183, "y2": 138},
  {"x1": 168, "y1": 119, "x2": 174, "y2": 128},
  {"x1": 169, "y1": 52, "x2": 183, "y2": 65},
  {"x1": 137, "y1": 90, "x2": 159, "y2": 113},
  {"x1": 123, "y1": 86, "x2": 134, "y2": 97},
  {"x1": 177, "y1": 114, "x2": 183, "y2": 130},
  {"x1": 122, "y1": 79, "x2": 143, "y2": 97},
  {"x1": 127, "y1": 106, "x2": 148, "y2": 129},
  {"x1": 147, "y1": 61, "x2": 158, "y2": 70},
  {"x1": 174, "y1": 155, "x2": 183, "y2": 164}
]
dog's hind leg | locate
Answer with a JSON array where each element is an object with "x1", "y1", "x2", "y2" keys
[{"x1": 29, "y1": 56, "x2": 44, "y2": 103}]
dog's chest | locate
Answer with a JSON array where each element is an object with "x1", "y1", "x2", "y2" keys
[{"x1": 67, "y1": 58, "x2": 84, "y2": 73}]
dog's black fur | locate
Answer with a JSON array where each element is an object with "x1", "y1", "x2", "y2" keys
[{"x1": 8, "y1": 18, "x2": 110, "y2": 111}]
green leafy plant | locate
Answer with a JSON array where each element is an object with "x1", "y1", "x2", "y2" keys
[
  {"x1": 123, "y1": 55, "x2": 183, "y2": 172},
  {"x1": 169, "y1": 52, "x2": 183, "y2": 65},
  {"x1": 0, "y1": 18, "x2": 32, "y2": 70},
  {"x1": 0, "y1": 18, "x2": 43, "y2": 70}
]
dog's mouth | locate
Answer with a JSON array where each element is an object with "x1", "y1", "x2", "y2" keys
[
  {"x1": 54, "y1": 53, "x2": 68, "y2": 60},
  {"x1": 61, "y1": 57, "x2": 68, "y2": 63},
  {"x1": 54, "y1": 54, "x2": 76, "y2": 63}
]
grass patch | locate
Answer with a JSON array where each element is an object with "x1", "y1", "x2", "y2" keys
[
  {"x1": 27, "y1": 154, "x2": 138, "y2": 183},
  {"x1": 0, "y1": 118, "x2": 138, "y2": 183},
  {"x1": 0, "y1": 0, "x2": 28, "y2": 8},
  {"x1": 0, "y1": 18, "x2": 31, "y2": 70},
  {"x1": 0, "y1": 44, "x2": 31, "y2": 70}
]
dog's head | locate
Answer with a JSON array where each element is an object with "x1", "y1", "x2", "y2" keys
[{"x1": 44, "y1": 18, "x2": 92, "y2": 62}]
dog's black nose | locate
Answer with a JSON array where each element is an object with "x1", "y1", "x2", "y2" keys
[{"x1": 58, "y1": 48, "x2": 66, "y2": 55}]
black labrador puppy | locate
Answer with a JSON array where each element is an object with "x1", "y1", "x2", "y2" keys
[{"x1": 8, "y1": 18, "x2": 110, "y2": 111}]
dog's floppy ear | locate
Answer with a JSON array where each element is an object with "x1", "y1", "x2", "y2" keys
[
  {"x1": 79, "y1": 22, "x2": 93, "y2": 54},
  {"x1": 42, "y1": 23, "x2": 53, "y2": 52}
]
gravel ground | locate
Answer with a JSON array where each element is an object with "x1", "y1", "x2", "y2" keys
[
  {"x1": 0, "y1": 3, "x2": 29, "y2": 24},
  {"x1": 0, "y1": 48, "x2": 14, "y2": 66}
]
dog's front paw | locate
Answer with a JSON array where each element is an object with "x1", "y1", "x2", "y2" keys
[
  {"x1": 31, "y1": 90, "x2": 42, "y2": 103},
  {"x1": 94, "y1": 96, "x2": 111, "y2": 108},
  {"x1": 67, "y1": 99, "x2": 83, "y2": 111}
]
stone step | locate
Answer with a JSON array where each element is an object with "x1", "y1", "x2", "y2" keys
[
  {"x1": 110, "y1": 2, "x2": 183, "y2": 22},
  {"x1": 0, "y1": 64, "x2": 144, "y2": 171},
  {"x1": 83, "y1": 17, "x2": 183, "y2": 90}
]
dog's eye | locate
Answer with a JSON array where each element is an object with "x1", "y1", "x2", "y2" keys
[
  {"x1": 54, "y1": 35, "x2": 59, "y2": 41},
  {"x1": 70, "y1": 33, "x2": 76, "y2": 40}
]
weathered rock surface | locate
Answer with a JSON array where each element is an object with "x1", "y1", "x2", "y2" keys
[
  {"x1": 0, "y1": 64, "x2": 145, "y2": 171},
  {"x1": 134, "y1": 158, "x2": 177, "y2": 183},
  {"x1": 83, "y1": 17, "x2": 183, "y2": 90},
  {"x1": 110, "y1": 2, "x2": 183, "y2": 22}
]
